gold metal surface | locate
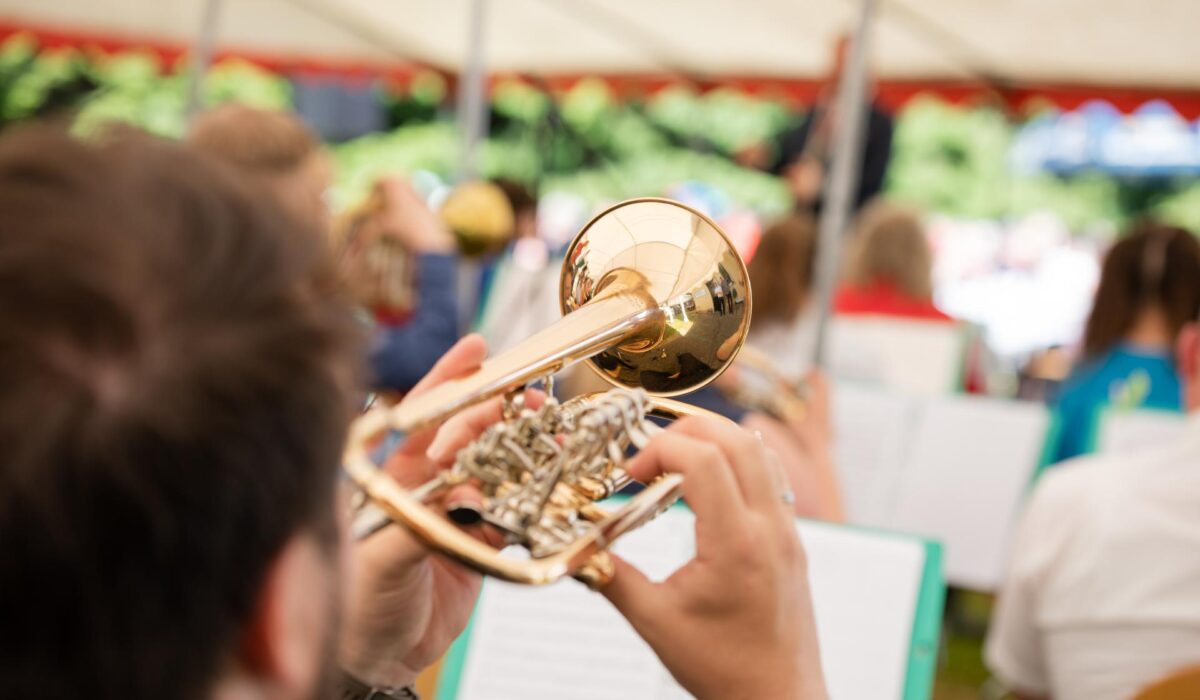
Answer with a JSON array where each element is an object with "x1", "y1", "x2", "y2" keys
[
  {"x1": 394, "y1": 198, "x2": 751, "y2": 432},
  {"x1": 334, "y1": 192, "x2": 416, "y2": 316},
  {"x1": 343, "y1": 198, "x2": 752, "y2": 586},
  {"x1": 562, "y1": 198, "x2": 752, "y2": 396}
]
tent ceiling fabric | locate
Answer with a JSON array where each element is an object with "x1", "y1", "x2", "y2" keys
[{"x1": 3, "y1": 0, "x2": 1198, "y2": 87}]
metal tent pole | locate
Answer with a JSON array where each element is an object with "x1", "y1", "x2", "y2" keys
[
  {"x1": 457, "y1": 0, "x2": 490, "y2": 180},
  {"x1": 185, "y1": 0, "x2": 225, "y2": 122},
  {"x1": 810, "y1": 0, "x2": 880, "y2": 368}
]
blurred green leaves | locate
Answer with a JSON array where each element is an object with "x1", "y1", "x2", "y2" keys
[{"x1": 4, "y1": 32, "x2": 1200, "y2": 232}]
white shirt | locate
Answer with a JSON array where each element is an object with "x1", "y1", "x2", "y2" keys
[{"x1": 986, "y1": 413, "x2": 1200, "y2": 700}]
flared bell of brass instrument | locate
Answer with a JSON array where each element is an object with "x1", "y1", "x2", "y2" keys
[
  {"x1": 344, "y1": 198, "x2": 751, "y2": 587},
  {"x1": 393, "y1": 198, "x2": 751, "y2": 431}
]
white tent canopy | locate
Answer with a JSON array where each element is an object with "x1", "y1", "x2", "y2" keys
[{"x1": 3, "y1": 0, "x2": 1199, "y2": 88}]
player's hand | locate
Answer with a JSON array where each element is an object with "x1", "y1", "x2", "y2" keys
[
  {"x1": 374, "y1": 177, "x2": 455, "y2": 254},
  {"x1": 600, "y1": 417, "x2": 829, "y2": 700},
  {"x1": 340, "y1": 335, "x2": 538, "y2": 687}
]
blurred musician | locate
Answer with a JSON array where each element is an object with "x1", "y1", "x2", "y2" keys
[
  {"x1": 764, "y1": 36, "x2": 894, "y2": 215},
  {"x1": 189, "y1": 106, "x2": 460, "y2": 393},
  {"x1": 339, "y1": 177, "x2": 461, "y2": 393},
  {"x1": 1046, "y1": 222, "x2": 1200, "y2": 463},
  {"x1": 987, "y1": 307, "x2": 1200, "y2": 700}
]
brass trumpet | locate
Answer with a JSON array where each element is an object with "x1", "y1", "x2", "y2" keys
[
  {"x1": 334, "y1": 191, "x2": 415, "y2": 318},
  {"x1": 333, "y1": 180, "x2": 516, "y2": 318},
  {"x1": 343, "y1": 198, "x2": 751, "y2": 587}
]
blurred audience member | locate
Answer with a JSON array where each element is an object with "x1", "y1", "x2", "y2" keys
[
  {"x1": 189, "y1": 105, "x2": 460, "y2": 393},
  {"x1": 746, "y1": 214, "x2": 820, "y2": 379},
  {"x1": 767, "y1": 36, "x2": 893, "y2": 214},
  {"x1": 188, "y1": 104, "x2": 331, "y2": 229},
  {"x1": 492, "y1": 178, "x2": 538, "y2": 240},
  {"x1": 348, "y1": 178, "x2": 460, "y2": 392},
  {"x1": 837, "y1": 199, "x2": 951, "y2": 322},
  {"x1": 1047, "y1": 223, "x2": 1200, "y2": 463},
  {"x1": 986, "y1": 308, "x2": 1200, "y2": 700}
]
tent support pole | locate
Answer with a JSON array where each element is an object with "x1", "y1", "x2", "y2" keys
[
  {"x1": 811, "y1": 0, "x2": 879, "y2": 369},
  {"x1": 457, "y1": 0, "x2": 490, "y2": 181},
  {"x1": 185, "y1": 0, "x2": 225, "y2": 122}
]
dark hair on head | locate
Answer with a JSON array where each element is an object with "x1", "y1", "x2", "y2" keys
[
  {"x1": 1082, "y1": 220, "x2": 1200, "y2": 358},
  {"x1": 491, "y1": 177, "x2": 537, "y2": 217},
  {"x1": 0, "y1": 125, "x2": 363, "y2": 700},
  {"x1": 748, "y1": 214, "x2": 818, "y2": 324}
]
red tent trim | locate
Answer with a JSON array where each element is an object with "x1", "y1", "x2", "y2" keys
[{"x1": 5, "y1": 19, "x2": 1200, "y2": 118}]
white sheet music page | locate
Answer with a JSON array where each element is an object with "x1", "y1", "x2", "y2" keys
[
  {"x1": 888, "y1": 394, "x2": 1047, "y2": 591},
  {"x1": 828, "y1": 318, "x2": 963, "y2": 397},
  {"x1": 831, "y1": 383, "x2": 918, "y2": 527},
  {"x1": 449, "y1": 510, "x2": 927, "y2": 700}
]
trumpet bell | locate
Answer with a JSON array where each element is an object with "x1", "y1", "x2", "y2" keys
[
  {"x1": 562, "y1": 198, "x2": 752, "y2": 396},
  {"x1": 393, "y1": 198, "x2": 751, "y2": 431}
]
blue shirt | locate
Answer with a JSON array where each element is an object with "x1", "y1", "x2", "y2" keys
[
  {"x1": 368, "y1": 253, "x2": 459, "y2": 392},
  {"x1": 1048, "y1": 344, "x2": 1184, "y2": 464}
]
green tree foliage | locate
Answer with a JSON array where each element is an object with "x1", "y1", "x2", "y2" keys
[
  {"x1": 886, "y1": 96, "x2": 1013, "y2": 219},
  {"x1": 4, "y1": 34, "x2": 1200, "y2": 230}
]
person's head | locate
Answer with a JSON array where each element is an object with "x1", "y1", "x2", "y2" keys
[
  {"x1": 188, "y1": 104, "x2": 332, "y2": 230},
  {"x1": 492, "y1": 178, "x2": 538, "y2": 239},
  {"x1": 1082, "y1": 221, "x2": 1200, "y2": 360},
  {"x1": 845, "y1": 199, "x2": 933, "y2": 300},
  {"x1": 748, "y1": 214, "x2": 818, "y2": 325},
  {"x1": 0, "y1": 126, "x2": 362, "y2": 700}
]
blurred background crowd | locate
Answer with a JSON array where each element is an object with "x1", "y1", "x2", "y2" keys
[{"x1": 5, "y1": 1, "x2": 1200, "y2": 698}]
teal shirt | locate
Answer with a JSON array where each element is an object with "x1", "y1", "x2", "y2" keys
[{"x1": 1048, "y1": 344, "x2": 1184, "y2": 464}]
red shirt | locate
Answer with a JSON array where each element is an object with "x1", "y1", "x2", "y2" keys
[{"x1": 834, "y1": 281, "x2": 953, "y2": 322}]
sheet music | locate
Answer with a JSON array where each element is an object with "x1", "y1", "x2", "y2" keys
[
  {"x1": 831, "y1": 383, "x2": 918, "y2": 527},
  {"x1": 889, "y1": 394, "x2": 1047, "y2": 590},
  {"x1": 828, "y1": 318, "x2": 964, "y2": 397},
  {"x1": 448, "y1": 511, "x2": 928, "y2": 700}
]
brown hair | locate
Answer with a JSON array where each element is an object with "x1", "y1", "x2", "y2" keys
[
  {"x1": 1082, "y1": 221, "x2": 1200, "y2": 358},
  {"x1": 187, "y1": 103, "x2": 320, "y2": 175},
  {"x1": 188, "y1": 105, "x2": 331, "y2": 230},
  {"x1": 748, "y1": 214, "x2": 818, "y2": 324},
  {"x1": 0, "y1": 125, "x2": 362, "y2": 699},
  {"x1": 845, "y1": 199, "x2": 933, "y2": 299}
]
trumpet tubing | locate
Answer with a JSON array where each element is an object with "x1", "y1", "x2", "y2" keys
[{"x1": 343, "y1": 198, "x2": 751, "y2": 586}]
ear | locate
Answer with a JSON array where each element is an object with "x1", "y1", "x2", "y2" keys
[
  {"x1": 1176, "y1": 322, "x2": 1200, "y2": 408},
  {"x1": 238, "y1": 534, "x2": 337, "y2": 695}
]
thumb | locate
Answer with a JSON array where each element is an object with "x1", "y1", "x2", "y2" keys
[{"x1": 598, "y1": 554, "x2": 662, "y2": 631}]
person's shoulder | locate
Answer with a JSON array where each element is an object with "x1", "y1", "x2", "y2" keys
[{"x1": 1026, "y1": 452, "x2": 1123, "y2": 520}]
